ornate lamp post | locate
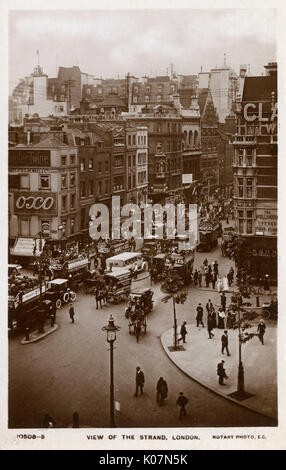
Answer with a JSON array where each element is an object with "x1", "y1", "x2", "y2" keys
[
  {"x1": 102, "y1": 315, "x2": 121, "y2": 427},
  {"x1": 33, "y1": 231, "x2": 45, "y2": 299}
]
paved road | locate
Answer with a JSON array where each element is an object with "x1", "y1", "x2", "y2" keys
[{"x1": 8, "y1": 244, "x2": 276, "y2": 428}]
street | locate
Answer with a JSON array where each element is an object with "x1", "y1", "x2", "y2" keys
[{"x1": 8, "y1": 244, "x2": 275, "y2": 428}]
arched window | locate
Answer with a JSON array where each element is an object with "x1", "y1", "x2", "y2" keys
[
  {"x1": 194, "y1": 130, "x2": 199, "y2": 147},
  {"x1": 189, "y1": 130, "x2": 193, "y2": 146}
]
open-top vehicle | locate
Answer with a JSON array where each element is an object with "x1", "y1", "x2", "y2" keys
[{"x1": 44, "y1": 278, "x2": 76, "y2": 309}]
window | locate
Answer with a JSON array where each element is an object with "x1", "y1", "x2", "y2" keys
[
  {"x1": 20, "y1": 218, "x2": 30, "y2": 236},
  {"x1": 132, "y1": 135, "x2": 136, "y2": 145},
  {"x1": 145, "y1": 96, "x2": 150, "y2": 103},
  {"x1": 128, "y1": 135, "x2": 132, "y2": 146},
  {"x1": 20, "y1": 175, "x2": 30, "y2": 189},
  {"x1": 157, "y1": 95, "x2": 162, "y2": 102},
  {"x1": 134, "y1": 86, "x2": 139, "y2": 93},
  {"x1": 113, "y1": 176, "x2": 124, "y2": 191},
  {"x1": 98, "y1": 181, "x2": 102, "y2": 194},
  {"x1": 60, "y1": 95, "x2": 65, "y2": 101},
  {"x1": 158, "y1": 85, "x2": 163, "y2": 93},
  {"x1": 70, "y1": 193, "x2": 76, "y2": 210},
  {"x1": 105, "y1": 180, "x2": 109, "y2": 193},
  {"x1": 133, "y1": 155, "x2": 136, "y2": 167},
  {"x1": 98, "y1": 162, "x2": 102, "y2": 173},
  {"x1": 52, "y1": 86, "x2": 55, "y2": 92},
  {"x1": 61, "y1": 174, "x2": 67, "y2": 189},
  {"x1": 80, "y1": 160, "x2": 85, "y2": 171},
  {"x1": 70, "y1": 173, "x2": 76, "y2": 186},
  {"x1": 144, "y1": 135, "x2": 146, "y2": 145},
  {"x1": 80, "y1": 181, "x2": 86, "y2": 198},
  {"x1": 246, "y1": 148, "x2": 253, "y2": 166},
  {"x1": 246, "y1": 178, "x2": 253, "y2": 198},
  {"x1": 88, "y1": 158, "x2": 93, "y2": 169},
  {"x1": 246, "y1": 211, "x2": 253, "y2": 234},
  {"x1": 238, "y1": 178, "x2": 244, "y2": 198},
  {"x1": 88, "y1": 180, "x2": 94, "y2": 196},
  {"x1": 62, "y1": 195, "x2": 67, "y2": 211},
  {"x1": 97, "y1": 88, "x2": 102, "y2": 95},
  {"x1": 156, "y1": 142, "x2": 162, "y2": 153},
  {"x1": 133, "y1": 96, "x2": 137, "y2": 103},
  {"x1": 146, "y1": 86, "x2": 151, "y2": 93},
  {"x1": 87, "y1": 88, "x2": 91, "y2": 95},
  {"x1": 39, "y1": 175, "x2": 50, "y2": 189},
  {"x1": 70, "y1": 218, "x2": 75, "y2": 234},
  {"x1": 114, "y1": 156, "x2": 123, "y2": 167},
  {"x1": 105, "y1": 161, "x2": 109, "y2": 172},
  {"x1": 70, "y1": 154, "x2": 75, "y2": 165},
  {"x1": 238, "y1": 210, "x2": 244, "y2": 234}
]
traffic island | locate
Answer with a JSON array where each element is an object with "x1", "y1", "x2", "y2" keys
[
  {"x1": 161, "y1": 323, "x2": 277, "y2": 421},
  {"x1": 21, "y1": 324, "x2": 58, "y2": 344}
]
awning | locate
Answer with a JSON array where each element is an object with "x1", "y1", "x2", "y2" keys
[{"x1": 10, "y1": 237, "x2": 45, "y2": 257}]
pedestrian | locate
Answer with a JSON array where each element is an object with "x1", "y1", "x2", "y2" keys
[
  {"x1": 227, "y1": 271, "x2": 232, "y2": 287},
  {"x1": 264, "y1": 274, "x2": 270, "y2": 291},
  {"x1": 134, "y1": 366, "x2": 145, "y2": 397},
  {"x1": 43, "y1": 414, "x2": 55, "y2": 428},
  {"x1": 69, "y1": 303, "x2": 75, "y2": 323},
  {"x1": 221, "y1": 292, "x2": 226, "y2": 310},
  {"x1": 198, "y1": 271, "x2": 202, "y2": 288},
  {"x1": 213, "y1": 261, "x2": 219, "y2": 276},
  {"x1": 196, "y1": 303, "x2": 204, "y2": 328},
  {"x1": 193, "y1": 269, "x2": 198, "y2": 286},
  {"x1": 257, "y1": 319, "x2": 266, "y2": 345},
  {"x1": 178, "y1": 321, "x2": 187, "y2": 343},
  {"x1": 206, "y1": 299, "x2": 212, "y2": 314},
  {"x1": 221, "y1": 330, "x2": 230, "y2": 356},
  {"x1": 211, "y1": 272, "x2": 217, "y2": 290},
  {"x1": 135, "y1": 320, "x2": 142, "y2": 343},
  {"x1": 101, "y1": 285, "x2": 108, "y2": 306},
  {"x1": 95, "y1": 287, "x2": 102, "y2": 309},
  {"x1": 176, "y1": 392, "x2": 188, "y2": 419},
  {"x1": 207, "y1": 264, "x2": 212, "y2": 275},
  {"x1": 205, "y1": 271, "x2": 210, "y2": 288},
  {"x1": 203, "y1": 258, "x2": 208, "y2": 267},
  {"x1": 217, "y1": 360, "x2": 228, "y2": 385},
  {"x1": 156, "y1": 377, "x2": 168, "y2": 406},
  {"x1": 207, "y1": 314, "x2": 214, "y2": 339},
  {"x1": 218, "y1": 308, "x2": 226, "y2": 329}
]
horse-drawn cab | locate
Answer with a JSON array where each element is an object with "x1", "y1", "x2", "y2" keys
[{"x1": 125, "y1": 288, "x2": 154, "y2": 335}]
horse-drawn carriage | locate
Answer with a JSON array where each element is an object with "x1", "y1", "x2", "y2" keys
[{"x1": 125, "y1": 288, "x2": 154, "y2": 335}]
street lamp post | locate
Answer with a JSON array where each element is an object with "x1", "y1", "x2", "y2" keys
[{"x1": 102, "y1": 315, "x2": 121, "y2": 428}]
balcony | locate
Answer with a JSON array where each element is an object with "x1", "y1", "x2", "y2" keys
[{"x1": 233, "y1": 135, "x2": 257, "y2": 145}]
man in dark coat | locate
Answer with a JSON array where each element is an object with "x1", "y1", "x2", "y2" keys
[
  {"x1": 176, "y1": 392, "x2": 188, "y2": 419},
  {"x1": 156, "y1": 377, "x2": 168, "y2": 406},
  {"x1": 134, "y1": 366, "x2": 145, "y2": 397},
  {"x1": 193, "y1": 269, "x2": 198, "y2": 286},
  {"x1": 221, "y1": 292, "x2": 226, "y2": 310},
  {"x1": 69, "y1": 303, "x2": 75, "y2": 323},
  {"x1": 207, "y1": 314, "x2": 214, "y2": 339},
  {"x1": 95, "y1": 287, "x2": 102, "y2": 309},
  {"x1": 135, "y1": 321, "x2": 142, "y2": 343},
  {"x1": 221, "y1": 330, "x2": 230, "y2": 356},
  {"x1": 217, "y1": 360, "x2": 228, "y2": 385},
  {"x1": 211, "y1": 272, "x2": 217, "y2": 290},
  {"x1": 196, "y1": 303, "x2": 204, "y2": 327},
  {"x1": 213, "y1": 261, "x2": 219, "y2": 276},
  {"x1": 198, "y1": 271, "x2": 202, "y2": 287},
  {"x1": 178, "y1": 321, "x2": 187, "y2": 343},
  {"x1": 257, "y1": 320, "x2": 266, "y2": 345}
]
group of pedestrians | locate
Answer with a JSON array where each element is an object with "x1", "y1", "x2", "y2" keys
[{"x1": 134, "y1": 366, "x2": 189, "y2": 419}]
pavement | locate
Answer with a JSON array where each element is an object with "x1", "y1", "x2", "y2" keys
[{"x1": 161, "y1": 321, "x2": 277, "y2": 421}]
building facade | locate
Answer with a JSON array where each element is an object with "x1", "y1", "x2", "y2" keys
[
  {"x1": 233, "y1": 62, "x2": 277, "y2": 280},
  {"x1": 9, "y1": 137, "x2": 80, "y2": 259}
]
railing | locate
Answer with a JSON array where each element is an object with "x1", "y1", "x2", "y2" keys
[{"x1": 233, "y1": 135, "x2": 256, "y2": 145}]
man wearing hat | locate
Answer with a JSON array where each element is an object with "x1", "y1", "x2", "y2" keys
[{"x1": 196, "y1": 303, "x2": 204, "y2": 328}]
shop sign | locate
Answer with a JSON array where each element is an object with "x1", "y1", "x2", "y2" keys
[
  {"x1": 255, "y1": 209, "x2": 277, "y2": 236},
  {"x1": 9, "y1": 150, "x2": 51, "y2": 167},
  {"x1": 14, "y1": 192, "x2": 57, "y2": 215}
]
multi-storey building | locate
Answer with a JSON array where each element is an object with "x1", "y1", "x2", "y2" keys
[
  {"x1": 198, "y1": 60, "x2": 238, "y2": 124},
  {"x1": 233, "y1": 62, "x2": 277, "y2": 280},
  {"x1": 124, "y1": 102, "x2": 183, "y2": 205},
  {"x1": 126, "y1": 126, "x2": 148, "y2": 205},
  {"x1": 9, "y1": 136, "x2": 80, "y2": 261},
  {"x1": 9, "y1": 66, "x2": 68, "y2": 125},
  {"x1": 198, "y1": 88, "x2": 220, "y2": 196}
]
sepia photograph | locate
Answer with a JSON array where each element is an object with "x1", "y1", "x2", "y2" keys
[{"x1": 1, "y1": 0, "x2": 285, "y2": 451}]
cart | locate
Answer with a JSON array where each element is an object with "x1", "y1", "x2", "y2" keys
[{"x1": 125, "y1": 288, "x2": 154, "y2": 335}]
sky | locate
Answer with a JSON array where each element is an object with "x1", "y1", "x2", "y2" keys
[{"x1": 9, "y1": 8, "x2": 277, "y2": 93}]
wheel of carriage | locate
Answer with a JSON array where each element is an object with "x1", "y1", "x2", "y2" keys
[
  {"x1": 63, "y1": 292, "x2": 69, "y2": 303},
  {"x1": 56, "y1": 298, "x2": 62, "y2": 309},
  {"x1": 70, "y1": 292, "x2": 77, "y2": 302}
]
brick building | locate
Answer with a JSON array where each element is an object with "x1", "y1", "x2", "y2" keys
[{"x1": 233, "y1": 62, "x2": 277, "y2": 280}]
